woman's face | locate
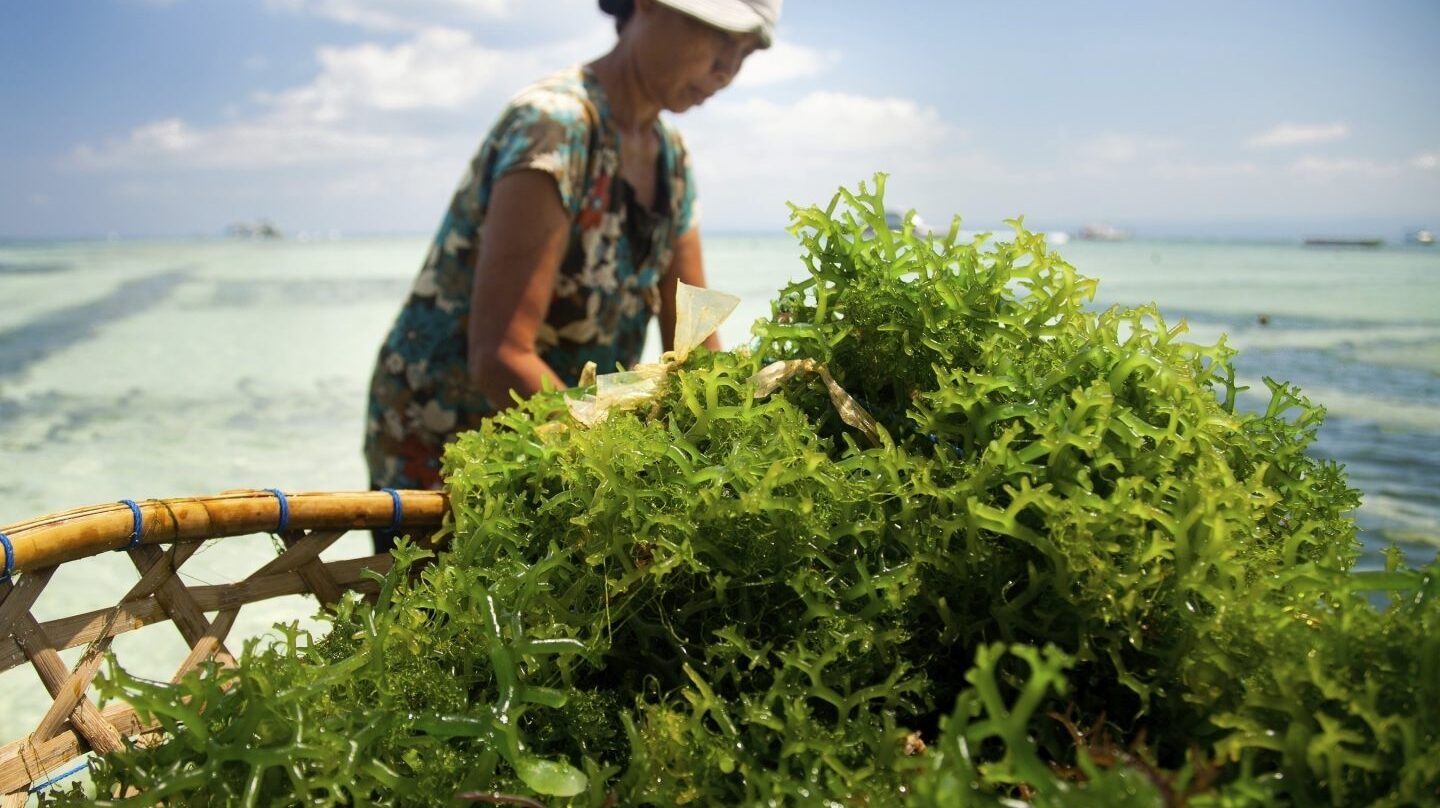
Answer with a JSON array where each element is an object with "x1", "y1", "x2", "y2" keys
[{"x1": 630, "y1": 1, "x2": 762, "y2": 113}]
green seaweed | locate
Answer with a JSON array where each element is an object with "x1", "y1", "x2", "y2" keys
[{"x1": 44, "y1": 176, "x2": 1439, "y2": 806}]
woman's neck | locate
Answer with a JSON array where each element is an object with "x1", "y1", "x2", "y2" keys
[{"x1": 590, "y1": 46, "x2": 661, "y2": 139}]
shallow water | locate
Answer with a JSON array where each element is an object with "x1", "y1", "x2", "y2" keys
[
  {"x1": 2, "y1": 234, "x2": 1437, "y2": 751},
  {"x1": 1064, "y1": 240, "x2": 1440, "y2": 559}
]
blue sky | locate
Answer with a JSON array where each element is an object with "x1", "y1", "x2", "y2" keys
[{"x1": 2, "y1": 0, "x2": 1437, "y2": 239}]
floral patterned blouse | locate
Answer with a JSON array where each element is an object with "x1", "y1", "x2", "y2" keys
[{"x1": 365, "y1": 65, "x2": 698, "y2": 490}]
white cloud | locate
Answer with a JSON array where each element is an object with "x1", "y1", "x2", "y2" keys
[
  {"x1": 1066, "y1": 133, "x2": 1179, "y2": 178},
  {"x1": 1290, "y1": 156, "x2": 1397, "y2": 179},
  {"x1": 698, "y1": 92, "x2": 950, "y2": 165},
  {"x1": 1149, "y1": 161, "x2": 1260, "y2": 181},
  {"x1": 1413, "y1": 152, "x2": 1439, "y2": 171},
  {"x1": 1247, "y1": 122, "x2": 1350, "y2": 148},
  {"x1": 1075, "y1": 133, "x2": 1178, "y2": 165},
  {"x1": 264, "y1": 0, "x2": 514, "y2": 31},
  {"x1": 680, "y1": 91, "x2": 976, "y2": 227},
  {"x1": 734, "y1": 40, "x2": 839, "y2": 88},
  {"x1": 69, "y1": 118, "x2": 432, "y2": 171},
  {"x1": 1079, "y1": 135, "x2": 1138, "y2": 164},
  {"x1": 255, "y1": 28, "x2": 512, "y2": 123},
  {"x1": 133, "y1": 118, "x2": 201, "y2": 152},
  {"x1": 64, "y1": 24, "x2": 611, "y2": 172}
]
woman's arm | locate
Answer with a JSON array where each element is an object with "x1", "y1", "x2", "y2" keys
[
  {"x1": 467, "y1": 170, "x2": 571, "y2": 408},
  {"x1": 658, "y1": 227, "x2": 721, "y2": 353}
]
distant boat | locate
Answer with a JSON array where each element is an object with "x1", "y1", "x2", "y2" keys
[
  {"x1": 225, "y1": 219, "x2": 284, "y2": 240},
  {"x1": 864, "y1": 208, "x2": 937, "y2": 238},
  {"x1": 1078, "y1": 223, "x2": 1129, "y2": 241},
  {"x1": 1406, "y1": 228, "x2": 1435, "y2": 246},
  {"x1": 882, "y1": 208, "x2": 935, "y2": 236},
  {"x1": 1302, "y1": 237, "x2": 1382, "y2": 248}
]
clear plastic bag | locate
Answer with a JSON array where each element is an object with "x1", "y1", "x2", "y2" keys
[{"x1": 567, "y1": 282, "x2": 739, "y2": 426}]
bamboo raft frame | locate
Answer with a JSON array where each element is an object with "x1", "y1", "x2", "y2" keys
[{"x1": 0, "y1": 489, "x2": 449, "y2": 804}]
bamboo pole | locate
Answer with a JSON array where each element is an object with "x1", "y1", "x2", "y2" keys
[{"x1": 0, "y1": 489, "x2": 448, "y2": 574}]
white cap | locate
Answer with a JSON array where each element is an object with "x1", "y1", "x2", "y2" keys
[{"x1": 653, "y1": 0, "x2": 781, "y2": 48}]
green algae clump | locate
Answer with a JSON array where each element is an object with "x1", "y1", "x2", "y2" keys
[{"x1": 51, "y1": 177, "x2": 1439, "y2": 807}]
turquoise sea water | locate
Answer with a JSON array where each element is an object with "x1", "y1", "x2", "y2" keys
[{"x1": 2, "y1": 233, "x2": 1438, "y2": 750}]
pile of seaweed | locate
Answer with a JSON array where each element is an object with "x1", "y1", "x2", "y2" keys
[{"x1": 54, "y1": 177, "x2": 1438, "y2": 806}]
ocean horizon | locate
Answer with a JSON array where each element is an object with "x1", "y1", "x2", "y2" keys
[{"x1": 4, "y1": 214, "x2": 1435, "y2": 246}]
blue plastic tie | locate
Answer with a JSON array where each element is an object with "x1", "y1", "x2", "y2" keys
[
  {"x1": 266, "y1": 488, "x2": 290, "y2": 533},
  {"x1": 29, "y1": 760, "x2": 91, "y2": 794},
  {"x1": 381, "y1": 487, "x2": 403, "y2": 531},
  {"x1": 0, "y1": 531, "x2": 12, "y2": 582},
  {"x1": 118, "y1": 499, "x2": 143, "y2": 551}
]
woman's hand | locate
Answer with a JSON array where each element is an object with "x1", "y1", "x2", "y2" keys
[
  {"x1": 467, "y1": 170, "x2": 571, "y2": 408},
  {"x1": 659, "y1": 227, "x2": 720, "y2": 353}
]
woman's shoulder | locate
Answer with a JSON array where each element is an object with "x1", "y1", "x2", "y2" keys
[{"x1": 504, "y1": 66, "x2": 597, "y2": 128}]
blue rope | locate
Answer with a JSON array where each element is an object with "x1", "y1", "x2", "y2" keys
[
  {"x1": 117, "y1": 499, "x2": 143, "y2": 551},
  {"x1": 381, "y1": 487, "x2": 403, "y2": 531},
  {"x1": 266, "y1": 488, "x2": 290, "y2": 533},
  {"x1": 28, "y1": 759, "x2": 90, "y2": 793},
  {"x1": 0, "y1": 530, "x2": 12, "y2": 582}
]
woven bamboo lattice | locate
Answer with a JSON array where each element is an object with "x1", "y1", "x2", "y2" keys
[{"x1": 0, "y1": 489, "x2": 448, "y2": 804}]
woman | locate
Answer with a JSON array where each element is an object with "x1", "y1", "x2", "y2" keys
[{"x1": 365, "y1": 0, "x2": 780, "y2": 549}]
